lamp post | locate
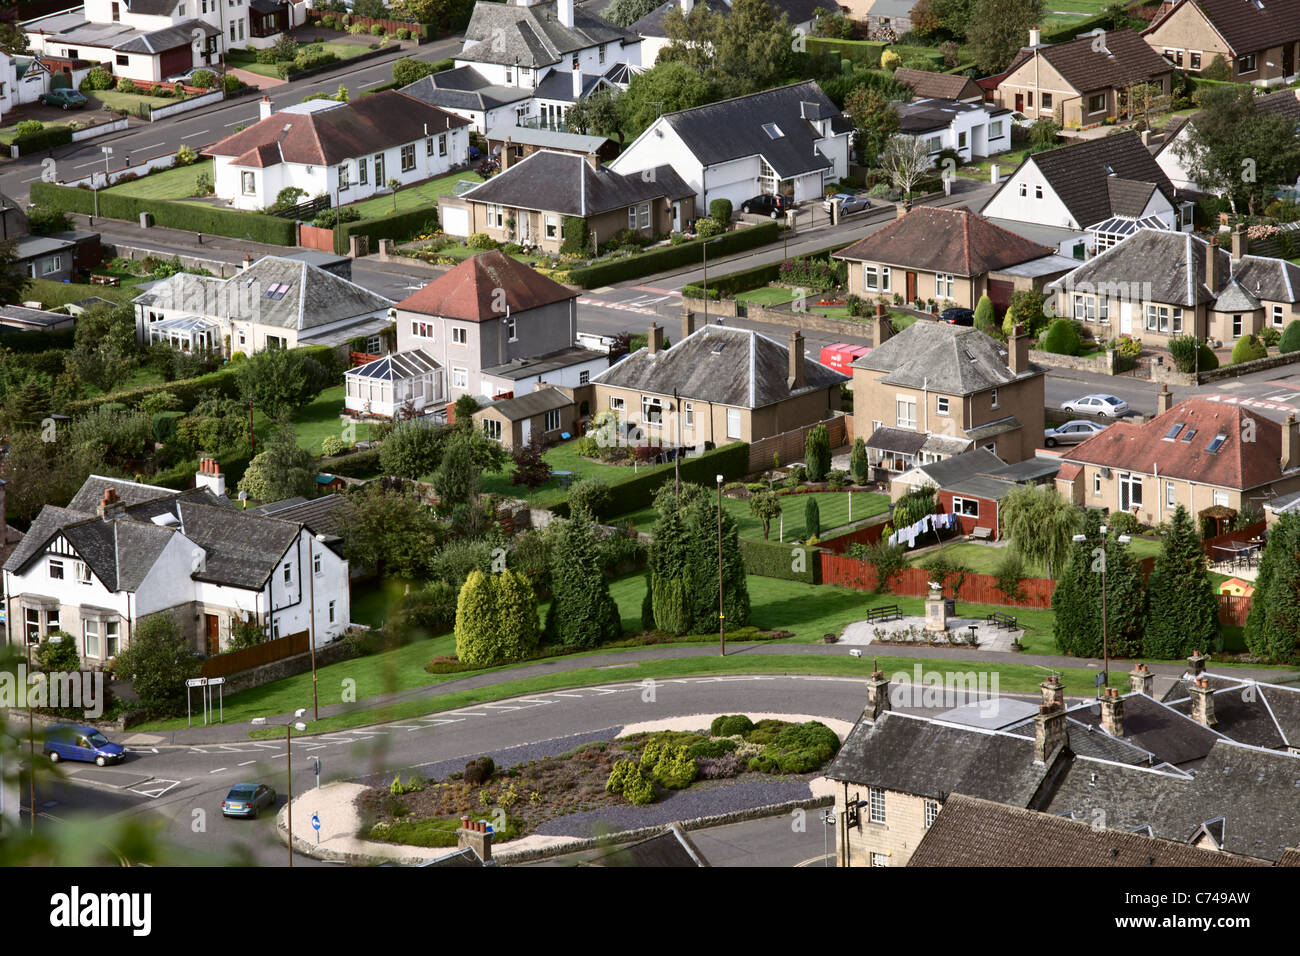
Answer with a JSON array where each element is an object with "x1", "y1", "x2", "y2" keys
[
  {"x1": 716, "y1": 473, "x2": 725, "y2": 657},
  {"x1": 252, "y1": 709, "x2": 307, "y2": 866},
  {"x1": 701, "y1": 237, "x2": 722, "y2": 326},
  {"x1": 24, "y1": 633, "x2": 63, "y2": 832},
  {"x1": 1073, "y1": 525, "x2": 1130, "y2": 692}
]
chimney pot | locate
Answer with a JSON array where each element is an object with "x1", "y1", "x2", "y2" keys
[
  {"x1": 258, "y1": 95, "x2": 273, "y2": 122},
  {"x1": 1190, "y1": 675, "x2": 1218, "y2": 727},
  {"x1": 681, "y1": 309, "x2": 696, "y2": 341}
]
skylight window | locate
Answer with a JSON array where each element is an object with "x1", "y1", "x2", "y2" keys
[
  {"x1": 263, "y1": 282, "x2": 290, "y2": 300},
  {"x1": 712, "y1": 342, "x2": 726, "y2": 353},
  {"x1": 1181, "y1": 427, "x2": 1198, "y2": 443},
  {"x1": 1206, "y1": 432, "x2": 1228, "y2": 454},
  {"x1": 1164, "y1": 423, "x2": 1184, "y2": 441},
  {"x1": 762, "y1": 123, "x2": 784, "y2": 139}
]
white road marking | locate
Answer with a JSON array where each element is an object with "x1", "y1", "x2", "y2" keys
[
  {"x1": 360, "y1": 79, "x2": 385, "y2": 88},
  {"x1": 133, "y1": 142, "x2": 165, "y2": 153},
  {"x1": 132, "y1": 779, "x2": 181, "y2": 798},
  {"x1": 238, "y1": 760, "x2": 256, "y2": 766},
  {"x1": 21, "y1": 175, "x2": 43, "y2": 184},
  {"x1": 454, "y1": 711, "x2": 490, "y2": 717},
  {"x1": 224, "y1": 116, "x2": 256, "y2": 127},
  {"x1": 209, "y1": 767, "x2": 227, "y2": 774},
  {"x1": 181, "y1": 129, "x2": 210, "y2": 139},
  {"x1": 550, "y1": 692, "x2": 584, "y2": 698}
]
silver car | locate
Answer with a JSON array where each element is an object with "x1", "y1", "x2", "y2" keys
[
  {"x1": 1044, "y1": 419, "x2": 1108, "y2": 447},
  {"x1": 1061, "y1": 394, "x2": 1129, "y2": 418},
  {"x1": 823, "y1": 193, "x2": 871, "y2": 215}
]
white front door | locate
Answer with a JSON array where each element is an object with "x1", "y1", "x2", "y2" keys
[{"x1": 1120, "y1": 302, "x2": 1133, "y2": 336}]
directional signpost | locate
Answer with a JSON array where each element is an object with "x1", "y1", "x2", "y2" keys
[
  {"x1": 312, "y1": 812, "x2": 321, "y2": 845},
  {"x1": 208, "y1": 676, "x2": 225, "y2": 723},
  {"x1": 185, "y1": 677, "x2": 207, "y2": 728}
]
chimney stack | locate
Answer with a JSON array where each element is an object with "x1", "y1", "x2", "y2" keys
[
  {"x1": 866, "y1": 665, "x2": 891, "y2": 721},
  {"x1": 1231, "y1": 223, "x2": 1247, "y2": 262},
  {"x1": 1206, "y1": 240, "x2": 1218, "y2": 293},
  {"x1": 1129, "y1": 662, "x2": 1154, "y2": 696},
  {"x1": 648, "y1": 322, "x2": 663, "y2": 355},
  {"x1": 895, "y1": 203, "x2": 909, "y2": 220},
  {"x1": 97, "y1": 487, "x2": 125, "y2": 521},
  {"x1": 558, "y1": 0, "x2": 574, "y2": 28},
  {"x1": 1157, "y1": 384, "x2": 1172, "y2": 415},
  {"x1": 1283, "y1": 414, "x2": 1299, "y2": 471},
  {"x1": 1033, "y1": 702, "x2": 1067, "y2": 764},
  {"x1": 585, "y1": 151, "x2": 599, "y2": 171},
  {"x1": 871, "y1": 312, "x2": 893, "y2": 348},
  {"x1": 1029, "y1": 26, "x2": 1042, "y2": 47},
  {"x1": 259, "y1": 95, "x2": 273, "y2": 122},
  {"x1": 196, "y1": 457, "x2": 227, "y2": 497},
  {"x1": 788, "y1": 329, "x2": 806, "y2": 391},
  {"x1": 1187, "y1": 649, "x2": 1208, "y2": 677},
  {"x1": 1009, "y1": 323, "x2": 1030, "y2": 374},
  {"x1": 1040, "y1": 674, "x2": 1065, "y2": 710},
  {"x1": 457, "y1": 816, "x2": 494, "y2": 863},
  {"x1": 1189, "y1": 676, "x2": 1218, "y2": 728},
  {"x1": 1100, "y1": 687, "x2": 1125, "y2": 736},
  {"x1": 681, "y1": 309, "x2": 696, "y2": 341}
]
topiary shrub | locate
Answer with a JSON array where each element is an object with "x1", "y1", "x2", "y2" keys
[
  {"x1": 710, "y1": 714, "x2": 755, "y2": 737},
  {"x1": 1040, "y1": 317, "x2": 1081, "y2": 355},
  {"x1": 804, "y1": 497, "x2": 821, "y2": 539},
  {"x1": 687, "y1": 737, "x2": 738, "y2": 759},
  {"x1": 1280, "y1": 319, "x2": 1300, "y2": 354},
  {"x1": 567, "y1": 476, "x2": 611, "y2": 518},
  {"x1": 695, "y1": 217, "x2": 724, "y2": 238},
  {"x1": 708, "y1": 198, "x2": 733, "y2": 223},
  {"x1": 748, "y1": 720, "x2": 841, "y2": 773},
  {"x1": 1232, "y1": 333, "x2": 1267, "y2": 364}
]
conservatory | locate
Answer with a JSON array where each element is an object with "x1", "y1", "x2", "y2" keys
[
  {"x1": 148, "y1": 315, "x2": 221, "y2": 352},
  {"x1": 345, "y1": 348, "x2": 446, "y2": 419}
]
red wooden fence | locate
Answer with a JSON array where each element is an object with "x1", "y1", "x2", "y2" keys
[
  {"x1": 819, "y1": 521, "x2": 886, "y2": 554},
  {"x1": 1217, "y1": 594, "x2": 1252, "y2": 626},
  {"x1": 1202, "y1": 521, "x2": 1267, "y2": 558},
  {"x1": 201, "y1": 630, "x2": 309, "y2": 678}
]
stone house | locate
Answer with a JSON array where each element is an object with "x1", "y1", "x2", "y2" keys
[{"x1": 1143, "y1": 0, "x2": 1300, "y2": 86}]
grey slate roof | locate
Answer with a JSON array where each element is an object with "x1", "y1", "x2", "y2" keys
[
  {"x1": 485, "y1": 124, "x2": 613, "y2": 153},
  {"x1": 945, "y1": 474, "x2": 1019, "y2": 502},
  {"x1": 1212, "y1": 278, "x2": 1261, "y2": 312},
  {"x1": 459, "y1": 0, "x2": 637, "y2": 69},
  {"x1": 983, "y1": 456, "x2": 1061, "y2": 483},
  {"x1": 177, "y1": 500, "x2": 301, "y2": 589},
  {"x1": 1046, "y1": 229, "x2": 1223, "y2": 308},
  {"x1": 1106, "y1": 177, "x2": 1157, "y2": 218},
  {"x1": 116, "y1": 19, "x2": 221, "y2": 54},
  {"x1": 1167, "y1": 688, "x2": 1288, "y2": 751},
  {"x1": 1061, "y1": 693, "x2": 1227, "y2": 769},
  {"x1": 481, "y1": 387, "x2": 573, "y2": 422},
  {"x1": 592, "y1": 324, "x2": 847, "y2": 409},
  {"x1": 0, "y1": 305, "x2": 74, "y2": 329},
  {"x1": 905, "y1": 448, "x2": 1005, "y2": 487},
  {"x1": 67, "y1": 476, "x2": 174, "y2": 514},
  {"x1": 824, "y1": 711, "x2": 1054, "y2": 806},
  {"x1": 864, "y1": 426, "x2": 927, "y2": 455},
  {"x1": 461, "y1": 150, "x2": 692, "y2": 217},
  {"x1": 854, "y1": 322, "x2": 1037, "y2": 396},
  {"x1": 131, "y1": 271, "x2": 225, "y2": 311},
  {"x1": 252, "y1": 494, "x2": 350, "y2": 539},
  {"x1": 532, "y1": 69, "x2": 608, "y2": 103},
  {"x1": 653, "y1": 81, "x2": 843, "y2": 180},
  {"x1": 1229, "y1": 255, "x2": 1300, "y2": 305},
  {"x1": 482, "y1": 346, "x2": 607, "y2": 380},
  {"x1": 584, "y1": 823, "x2": 709, "y2": 866},
  {"x1": 400, "y1": 68, "x2": 532, "y2": 113}
]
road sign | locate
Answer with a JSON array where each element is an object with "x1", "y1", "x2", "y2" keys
[
  {"x1": 311, "y1": 813, "x2": 320, "y2": 830},
  {"x1": 207, "y1": 677, "x2": 225, "y2": 686},
  {"x1": 185, "y1": 678, "x2": 207, "y2": 688}
]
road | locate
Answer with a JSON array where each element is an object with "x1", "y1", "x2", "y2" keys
[{"x1": 0, "y1": 38, "x2": 463, "y2": 202}]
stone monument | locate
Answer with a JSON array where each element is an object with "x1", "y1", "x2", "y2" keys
[{"x1": 925, "y1": 581, "x2": 950, "y2": 632}]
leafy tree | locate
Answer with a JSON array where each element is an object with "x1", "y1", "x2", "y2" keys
[
  {"x1": 603, "y1": 0, "x2": 662, "y2": 26},
  {"x1": 225, "y1": 615, "x2": 266, "y2": 652},
  {"x1": 565, "y1": 85, "x2": 623, "y2": 140},
  {"x1": 510, "y1": 437, "x2": 552, "y2": 490},
  {"x1": 618, "y1": 61, "x2": 716, "y2": 140},
  {"x1": 973, "y1": 293, "x2": 998, "y2": 336},
  {"x1": 394, "y1": 0, "x2": 475, "y2": 31},
  {"x1": 804, "y1": 422, "x2": 830, "y2": 481},
  {"x1": 392, "y1": 56, "x2": 437, "y2": 86},
  {"x1": 844, "y1": 87, "x2": 900, "y2": 167},
  {"x1": 0, "y1": 429, "x2": 86, "y2": 521},
  {"x1": 65, "y1": 406, "x2": 153, "y2": 471},
  {"x1": 966, "y1": 0, "x2": 1043, "y2": 73},
  {"x1": 235, "y1": 348, "x2": 331, "y2": 419},
  {"x1": 3, "y1": 378, "x2": 52, "y2": 432},
  {"x1": 112, "y1": 613, "x2": 200, "y2": 716},
  {"x1": 748, "y1": 489, "x2": 782, "y2": 539},
  {"x1": 452, "y1": 392, "x2": 480, "y2": 421},
  {"x1": 649, "y1": 483, "x2": 748, "y2": 634},
  {"x1": 65, "y1": 303, "x2": 138, "y2": 394},
  {"x1": 659, "y1": 0, "x2": 793, "y2": 99},
  {"x1": 1281, "y1": 320, "x2": 1300, "y2": 354},
  {"x1": 1244, "y1": 511, "x2": 1300, "y2": 662},
  {"x1": 1125, "y1": 81, "x2": 1167, "y2": 132},
  {"x1": 880, "y1": 134, "x2": 932, "y2": 201},
  {"x1": 804, "y1": 497, "x2": 821, "y2": 539},
  {"x1": 814, "y1": 11, "x2": 854, "y2": 38},
  {"x1": 431, "y1": 429, "x2": 486, "y2": 506},
  {"x1": 1027, "y1": 119, "x2": 1060, "y2": 151},
  {"x1": 1002, "y1": 289, "x2": 1050, "y2": 338},
  {"x1": 1174, "y1": 84, "x2": 1300, "y2": 216},
  {"x1": 454, "y1": 569, "x2": 540, "y2": 666},
  {"x1": 271, "y1": 187, "x2": 307, "y2": 212},
  {"x1": 0, "y1": 21, "x2": 32, "y2": 55},
  {"x1": 379, "y1": 419, "x2": 448, "y2": 480},
  {"x1": 545, "y1": 510, "x2": 622, "y2": 647},
  {"x1": 340, "y1": 485, "x2": 441, "y2": 577},
  {"x1": 27, "y1": 205, "x2": 71, "y2": 236},
  {"x1": 1232, "y1": 333, "x2": 1267, "y2": 364},
  {"x1": 999, "y1": 485, "x2": 1079, "y2": 577},
  {"x1": 1144, "y1": 505, "x2": 1218, "y2": 659},
  {"x1": 351, "y1": 0, "x2": 389, "y2": 17},
  {"x1": 1052, "y1": 510, "x2": 1146, "y2": 661},
  {"x1": 849, "y1": 437, "x2": 869, "y2": 485},
  {"x1": 237, "y1": 425, "x2": 315, "y2": 502}
]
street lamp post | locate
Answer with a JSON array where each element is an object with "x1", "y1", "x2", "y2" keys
[
  {"x1": 252, "y1": 709, "x2": 307, "y2": 866},
  {"x1": 307, "y1": 533, "x2": 327, "y2": 721},
  {"x1": 701, "y1": 237, "x2": 721, "y2": 326},
  {"x1": 716, "y1": 473, "x2": 725, "y2": 657}
]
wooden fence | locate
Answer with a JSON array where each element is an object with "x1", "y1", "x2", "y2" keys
[
  {"x1": 1217, "y1": 594, "x2": 1252, "y2": 627},
  {"x1": 200, "y1": 630, "x2": 309, "y2": 679},
  {"x1": 1201, "y1": 521, "x2": 1267, "y2": 558},
  {"x1": 748, "y1": 415, "x2": 847, "y2": 472},
  {"x1": 819, "y1": 520, "x2": 887, "y2": 554}
]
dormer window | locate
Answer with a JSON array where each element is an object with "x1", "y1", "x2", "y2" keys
[
  {"x1": 1181, "y1": 427, "x2": 1198, "y2": 443},
  {"x1": 76, "y1": 561, "x2": 92, "y2": 585}
]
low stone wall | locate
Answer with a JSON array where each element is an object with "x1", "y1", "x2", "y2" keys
[
  {"x1": 103, "y1": 242, "x2": 247, "y2": 277},
  {"x1": 212, "y1": 637, "x2": 360, "y2": 697},
  {"x1": 1029, "y1": 348, "x2": 1115, "y2": 375},
  {"x1": 682, "y1": 296, "x2": 873, "y2": 337},
  {"x1": 1149, "y1": 347, "x2": 1300, "y2": 385}
]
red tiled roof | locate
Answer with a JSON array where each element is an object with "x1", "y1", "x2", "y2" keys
[
  {"x1": 395, "y1": 250, "x2": 576, "y2": 321},
  {"x1": 835, "y1": 206, "x2": 1054, "y2": 277},
  {"x1": 1064, "y1": 398, "x2": 1295, "y2": 491},
  {"x1": 232, "y1": 142, "x2": 281, "y2": 168},
  {"x1": 1056, "y1": 463, "x2": 1082, "y2": 482}
]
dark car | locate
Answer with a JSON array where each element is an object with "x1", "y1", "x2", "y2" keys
[
  {"x1": 39, "y1": 90, "x2": 88, "y2": 110},
  {"x1": 938, "y1": 307, "x2": 975, "y2": 326},
  {"x1": 740, "y1": 194, "x2": 791, "y2": 218},
  {"x1": 222, "y1": 783, "x2": 277, "y2": 819}
]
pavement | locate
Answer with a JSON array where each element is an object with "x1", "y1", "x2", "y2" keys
[{"x1": 839, "y1": 616, "x2": 1024, "y2": 653}]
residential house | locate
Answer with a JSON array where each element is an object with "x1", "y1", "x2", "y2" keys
[
  {"x1": 2, "y1": 467, "x2": 351, "y2": 663},
  {"x1": 8, "y1": 55, "x2": 52, "y2": 110},
  {"x1": 204, "y1": 93, "x2": 472, "y2": 211},
  {"x1": 1143, "y1": 0, "x2": 1300, "y2": 85},
  {"x1": 472, "y1": 384, "x2": 587, "y2": 450},
  {"x1": 590, "y1": 322, "x2": 846, "y2": 447},
  {"x1": 399, "y1": 0, "x2": 640, "y2": 133},
  {"x1": 890, "y1": 449, "x2": 1061, "y2": 538},
  {"x1": 22, "y1": 0, "x2": 298, "y2": 82},
  {"x1": 607, "y1": 80, "x2": 854, "y2": 210},
  {"x1": 383, "y1": 250, "x2": 605, "y2": 410},
  {"x1": 897, "y1": 98, "x2": 1013, "y2": 166},
  {"x1": 835, "y1": 206, "x2": 1070, "y2": 315},
  {"x1": 529, "y1": 61, "x2": 641, "y2": 130},
  {"x1": 0, "y1": 305, "x2": 76, "y2": 334},
  {"x1": 980, "y1": 132, "x2": 1193, "y2": 257},
  {"x1": 993, "y1": 27, "x2": 1175, "y2": 129},
  {"x1": 629, "y1": 0, "x2": 835, "y2": 66},
  {"x1": 840, "y1": 0, "x2": 913, "y2": 39},
  {"x1": 1156, "y1": 88, "x2": 1300, "y2": 193},
  {"x1": 1044, "y1": 226, "x2": 1300, "y2": 347},
  {"x1": 851, "y1": 318, "x2": 1046, "y2": 468},
  {"x1": 1060, "y1": 397, "x2": 1300, "y2": 526},
  {"x1": 894, "y1": 68, "x2": 984, "y2": 104},
  {"x1": 486, "y1": 124, "x2": 620, "y2": 169},
  {"x1": 133, "y1": 254, "x2": 395, "y2": 355},
  {"x1": 439, "y1": 150, "x2": 695, "y2": 253},
  {"x1": 0, "y1": 51, "x2": 15, "y2": 119}
]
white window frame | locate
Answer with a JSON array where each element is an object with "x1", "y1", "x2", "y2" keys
[
  {"x1": 871, "y1": 853, "x2": 889, "y2": 867},
  {"x1": 328, "y1": 600, "x2": 336, "y2": 624},
  {"x1": 1093, "y1": 472, "x2": 1102, "y2": 496},
  {"x1": 925, "y1": 800, "x2": 939, "y2": 828},
  {"x1": 1273, "y1": 305, "x2": 1284, "y2": 328},
  {"x1": 483, "y1": 418, "x2": 502, "y2": 441},
  {"x1": 506, "y1": 316, "x2": 517, "y2": 342},
  {"x1": 337, "y1": 163, "x2": 349, "y2": 190},
  {"x1": 864, "y1": 264, "x2": 891, "y2": 292},
  {"x1": 49, "y1": 558, "x2": 65, "y2": 580},
  {"x1": 579, "y1": 370, "x2": 590, "y2": 385},
  {"x1": 545, "y1": 214, "x2": 560, "y2": 239},
  {"x1": 105, "y1": 620, "x2": 119, "y2": 658},
  {"x1": 609, "y1": 396, "x2": 625, "y2": 412},
  {"x1": 545, "y1": 409, "x2": 562, "y2": 432},
  {"x1": 1232, "y1": 314, "x2": 1243, "y2": 338},
  {"x1": 951, "y1": 496, "x2": 979, "y2": 517},
  {"x1": 990, "y1": 388, "x2": 999, "y2": 409},
  {"x1": 1166, "y1": 480, "x2": 1176, "y2": 508},
  {"x1": 1213, "y1": 489, "x2": 1229, "y2": 508},
  {"x1": 684, "y1": 401, "x2": 694, "y2": 427},
  {"x1": 400, "y1": 143, "x2": 416, "y2": 173},
  {"x1": 936, "y1": 396, "x2": 949, "y2": 415},
  {"x1": 936, "y1": 273, "x2": 954, "y2": 299},
  {"x1": 641, "y1": 395, "x2": 664, "y2": 424},
  {"x1": 1098, "y1": 296, "x2": 1109, "y2": 325},
  {"x1": 896, "y1": 398, "x2": 917, "y2": 430},
  {"x1": 452, "y1": 327, "x2": 467, "y2": 345},
  {"x1": 75, "y1": 561, "x2": 91, "y2": 585},
  {"x1": 452, "y1": 367, "x2": 468, "y2": 389},
  {"x1": 313, "y1": 552, "x2": 322, "y2": 575},
  {"x1": 869, "y1": 787, "x2": 886, "y2": 824},
  {"x1": 241, "y1": 171, "x2": 256, "y2": 195},
  {"x1": 726, "y1": 408, "x2": 742, "y2": 439},
  {"x1": 84, "y1": 619, "x2": 100, "y2": 659},
  {"x1": 283, "y1": 562, "x2": 292, "y2": 585}
]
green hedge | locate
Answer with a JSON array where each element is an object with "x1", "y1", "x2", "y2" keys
[
  {"x1": 1042, "y1": 13, "x2": 1111, "y2": 44},
  {"x1": 324, "y1": 445, "x2": 383, "y2": 478},
  {"x1": 739, "y1": 536, "x2": 821, "y2": 584},
  {"x1": 805, "y1": 37, "x2": 885, "y2": 69},
  {"x1": 151, "y1": 443, "x2": 256, "y2": 491},
  {"x1": 361, "y1": 80, "x2": 401, "y2": 95},
  {"x1": 336, "y1": 206, "x2": 439, "y2": 254},
  {"x1": 698, "y1": 239, "x2": 857, "y2": 297},
  {"x1": 553, "y1": 442, "x2": 750, "y2": 520},
  {"x1": 15, "y1": 124, "x2": 75, "y2": 156},
  {"x1": 0, "y1": 327, "x2": 76, "y2": 352},
  {"x1": 31, "y1": 181, "x2": 297, "y2": 246},
  {"x1": 566, "y1": 222, "x2": 780, "y2": 288}
]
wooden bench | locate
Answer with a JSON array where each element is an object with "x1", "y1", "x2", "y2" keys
[
  {"x1": 987, "y1": 611, "x2": 1018, "y2": 630},
  {"x1": 864, "y1": 604, "x2": 901, "y2": 624},
  {"x1": 89, "y1": 274, "x2": 120, "y2": 287},
  {"x1": 969, "y1": 526, "x2": 992, "y2": 541}
]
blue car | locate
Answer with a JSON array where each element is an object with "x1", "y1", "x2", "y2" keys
[
  {"x1": 222, "y1": 783, "x2": 277, "y2": 819},
  {"x1": 43, "y1": 724, "x2": 125, "y2": 766}
]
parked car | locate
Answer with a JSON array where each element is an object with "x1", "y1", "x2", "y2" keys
[
  {"x1": 938, "y1": 307, "x2": 975, "y2": 326},
  {"x1": 740, "y1": 194, "x2": 791, "y2": 218},
  {"x1": 823, "y1": 193, "x2": 870, "y2": 215},
  {"x1": 1043, "y1": 419, "x2": 1109, "y2": 447},
  {"x1": 38, "y1": 90, "x2": 88, "y2": 110},
  {"x1": 43, "y1": 725, "x2": 125, "y2": 766},
  {"x1": 222, "y1": 783, "x2": 277, "y2": 819},
  {"x1": 1061, "y1": 394, "x2": 1129, "y2": 418}
]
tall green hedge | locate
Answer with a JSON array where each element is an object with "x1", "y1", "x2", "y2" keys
[
  {"x1": 151, "y1": 442, "x2": 256, "y2": 491},
  {"x1": 325, "y1": 445, "x2": 383, "y2": 478},
  {"x1": 738, "y1": 537, "x2": 821, "y2": 583},
  {"x1": 31, "y1": 181, "x2": 297, "y2": 245},
  {"x1": 0, "y1": 327, "x2": 76, "y2": 352},
  {"x1": 805, "y1": 37, "x2": 886, "y2": 69},
  {"x1": 553, "y1": 442, "x2": 750, "y2": 520},
  {"x1": 566, "y1": 222, "x2": 780, "y2": 288},
  {"x1": 1042, "y1": 13, "x2": 1111, "y2": 43},
  {"x1": 15, "y1": 125, "x2": 75, "y2": 156},
  {"x1": 336, "y1": 206, "x2": 439, "y2": 254}
]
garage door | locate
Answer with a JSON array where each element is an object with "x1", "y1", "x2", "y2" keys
[
  {"x1": 987, "y1": 279, "x2": 1015, "y2": 316},
  {"x1": 442, "y1": 205, "x2": 469, "y2": 238}
]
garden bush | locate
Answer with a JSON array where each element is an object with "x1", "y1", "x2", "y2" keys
[
  {"x1": 464, "y1": 757, "x2": 495, "y2": 785},
  {"x1": 709, "y1": 198, "x2": 733, "y2": 223},
  {"x1": 1280, "y1": 320, "x2": 1300, "y2": 354},
  {"x1": 748, "y1": 721, "x2": 840, "y2": 773},
  {"x1": 695, "y1": 217, "x2": 725, "y2": 238},
  {"x1": 710, "y1": 714, "x2": 755, "y2": 737},
  {"x1": 82, "y1": 68, "x2": 114, "y2": 91},
  {"x1": 190, "y1": 70, "x2": 216, "y2": 89},
  {"x1": 1232, "y1": 333, "x2": 1267, "y2": 364},
  {"x1": 567, "y1": 477, "x2": 611, "y2": 518},
  {"x1": 467, "y1": 232, "x2": 499, "y2": 250},
  {"x1": 116, "y1": 78, "x2": 138, "y2": 93},
  {"x1": 1259, "y1": 326, "x2": 1281, "y2": 348},
  {"x1": 605, "y1": 760, "x2": 655, "y2": 805},
  {"x1": 687, "y1": 737, "x2": 738, "y2": 759},
  {"x1": 1040, "y1": 318, "x2": 1081, "y2": 356}
]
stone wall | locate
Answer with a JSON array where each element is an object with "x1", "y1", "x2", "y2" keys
[
  {"x1": 104, "y1": 243, "x2": 247, "y2": 278},
  {"x1": 213, "y1": 637, "x2": 361, "y2": 697},
  {"x1": 1029, "y1": 348, "x2": 1116, "y2": 375},
  {"x1": 681, "y1": 296, "x2": 873, "y2": 337},
  {"x1": 1150, "y1": 347, "x2": 1300, "y2": 385}
]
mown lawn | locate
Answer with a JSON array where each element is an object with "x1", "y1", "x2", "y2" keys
[
  {"x1": 292, "y1": 385, "x2": 379, "y2": 454},
  {"x1": 346, "y1": 170, "x2": 484, "y2": 218},
  {"x1": 475, "y1": 439, "x2": 678, "y2": 510},
  {"x1": 737, "y1": 287, "x2": 799, "y2": 306},
  {"x1": 908, "y1": 535, "x2": 1165, "y2": 578},
  {"x1": 958, "y1": 147, "x2": 1031, "y2": 179},
  {"x1": 620, "y1": 490, "x2": 890, "y2": 540},
  {"x1": 88, "y1": 89, "x2": 172, "y2": 112},
  {"x1": 22, "y1": 277, "x2": 135, "y2": 308},
  {"x1": 104, "y1": 159, "x2": 212, "y2": 200}
]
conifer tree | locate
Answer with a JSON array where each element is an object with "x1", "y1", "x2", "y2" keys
[
  {"x1": 545, "y1": 510, "x2": 622, "y2": 647},
  {"x1": 1144, "y1": 505, "x2": 1219, "y2": 658},
  {"x1": 1244, "y1": 512, "x2": 1300, "y2": 662}
]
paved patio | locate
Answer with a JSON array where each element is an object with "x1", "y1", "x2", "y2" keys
[{"x1": 838, "y1": 614, "x2": 1025, "y2": 653}]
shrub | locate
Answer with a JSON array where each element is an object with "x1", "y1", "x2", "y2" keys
[
  {"x1": 321, "y1": 434, "x2": 347, "y2": 456},
  {"x1": 804, "y1": 497, "x2": 821, "y2": 539},
  {"x1": 748, "y1": 721, "x2": 841, "y2": 773},
  {"x1": 1040, "y1": 317, "x2": 1081, "y2": 355},
  {"x1": 708, "y1": 198, "x2": 733, "y2": 223},
  {"x1": 880, "y1": 49, "x2": 901, "y2": 71},
  {"x1": 371, "y1": 24, "x2": 386, "y2": 35},
  {"x1": 643, "y1": 743, "x2": 697, "y2": 789},
  {"x1": 396, "y1": 27, "x2": 412, "y2": 39},
  {"x1": 695, "y1": 217, "x2": 725, "y2": 238},
  {"x1": 83, "y1": 67, "x2": 114, "y2": 91},
  {"x1": 1279, "y1": 320, "x2": 1300, "y2": 355},
  {"x1": 993, "y1": 550, "x2": 1029, "y2": 603},
  {"x1": 804, "y1": 423, "x2": 830, "y2": 481},
  {"x1": 1259, "y1": 326, "x2": 1281, "y2": 348},
  {"x1": 15, "y1": 120, "x2": 43, "y2": 137},
  {"x1": 467, "y1": 232, "x2": 499, "y2": 250},
  {"x1": 1232, "y1": 333, "x2": 1267, "y2": 364},
  {"x1": 464, "y1": 757, "x2": 495, "y2": 785},
  {"x1": 687, "y1": 737, "x2": 738, "y2": 759},
  {"x1": 849, "y1": 437, "x2": 869, "y2": 485},
  {"x1": 710, "y1": 714, "x2": 755, "y2": 737},
  {"x1": 190, "y1": 70, "x2": 216, "y2": 89},
  {"x1": 606, "y1": 759, "x2": 656, "y2": 805},
  {"x1": 116, "y1": 78, "x2": 138, "y2": 93},
  {"x1": 567, "y1": 477, "x2": 611, "y2": 518}
]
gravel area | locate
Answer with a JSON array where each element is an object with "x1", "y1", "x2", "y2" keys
[{"x1": 532, "y1": 776, "x2": 817, "y2": 838}]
